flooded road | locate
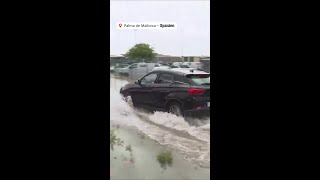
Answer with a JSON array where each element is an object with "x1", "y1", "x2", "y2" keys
[{"x1": 110, "y1": 74, "x2": 210, "y2": 179}]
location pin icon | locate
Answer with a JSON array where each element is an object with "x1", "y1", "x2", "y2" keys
[{"x1": 119, "y1": 23, "x2": 122, "y2": 28}]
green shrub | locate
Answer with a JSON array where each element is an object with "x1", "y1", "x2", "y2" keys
[
  {"x1": 157, "y1": 150, "x2": 173, "y2": 170},
  {"x1": 110, "y1": 129, "x2": 123, "y2": 150}
]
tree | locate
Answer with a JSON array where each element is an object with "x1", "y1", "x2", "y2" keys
[{"x1": 126, "y1": 43, "x2": 156, "y2": 62}]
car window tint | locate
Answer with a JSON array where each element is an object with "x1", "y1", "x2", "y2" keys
[
  {"x1": 140, "y1": 64, "x2": 147, "y2": 67},
  {"x1": 174, "y1": 75, "x2": 187, "y2": 83},
  {"x1": 140, "y1": 73, "x2": 158, "y2": 84},
  {"x1": 157, "y1": 73, "x2": 174, "y2": 83}
]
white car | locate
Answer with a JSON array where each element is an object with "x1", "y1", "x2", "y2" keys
[
  {"x1": 110, "y1": 66, "x2": 115, "y2": 73},
  {"x1": 172, "y1": 62, "x2": 183, "y2": 66},
  {"x1": 170, "y1": 64, "x2": 194, "y2": 70},
  {"x1": 118, "y1": 66, "x2": 130, "y2": 75},
  {"x1": 153, "y1": 64, "x2": 171, "y2": 70},
  {"x1": 124, "y1": 63, "x2": 157, "y2": 77},
  {"x1": 114, "y1": 64, "x2": 130, "y2": 75},
  {"x1": 182, "y1": 62, "x2": 204, "y2": 70}
]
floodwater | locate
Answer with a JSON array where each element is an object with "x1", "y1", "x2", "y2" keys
[{"x1": 110, "y1": 74, "x2": 211, "y2": 179}]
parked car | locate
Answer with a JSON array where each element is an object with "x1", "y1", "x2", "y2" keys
[
  {"x1": 170, "y1": 65, "x2": 194, "y2": 70},
  {"x1": 182, "y1": 62, "x2": 204, "y2": 70},
  {"x1": 153, "y1": 64, "x2": 171, "y2": 70},
  {"x1": 114, "y1": 62, "x2": 158, "y2": 77},
  {"x1": 120, "y1": 69, "x2": 210, "y2": 118},
  {"x1": 177, "y1": 64, "x2": 193, "y2": 69},
  {"x1": 125, "y1": 63, "x2": 157, "y2": 78},
  {"x1": 110, "y1": 66, "x2": 115, "y2": 73},
  {"x1": 114, "y1": 64, "x2": 130, "y2": 76},
  {"x1": 172, "y1": 62, "x2": 183, "y2": 66}
]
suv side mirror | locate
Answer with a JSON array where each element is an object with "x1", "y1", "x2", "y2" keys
[{"x1": 135, "y1": 80, "x2": 140, "y2": 84}]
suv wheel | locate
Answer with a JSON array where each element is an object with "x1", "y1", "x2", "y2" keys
[{"x1": 168, "y1": 102, "x2": 184, "y2": 117}]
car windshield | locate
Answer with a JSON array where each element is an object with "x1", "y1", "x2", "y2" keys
[{"x1": 186, "y1": 74, "x2": 210, "y2": 86}]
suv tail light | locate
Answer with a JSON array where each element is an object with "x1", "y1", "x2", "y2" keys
[{"x1": 189, "y1": 88, "x2": 206, "y2": 95}]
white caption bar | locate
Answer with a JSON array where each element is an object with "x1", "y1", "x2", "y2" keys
[{"x1": 117, "y1": 22, "x2": 177, "y2": 30}]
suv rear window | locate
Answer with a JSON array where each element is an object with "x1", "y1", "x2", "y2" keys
[
  {"x1": 157, "y1": 73, "x2": 174, "y2": 83},
  {"x1": 174, "y1": 75, "x2": 187, "y2": 83},
  {"x1": 186, "y1": 74, "x2": 210, "y2": 86}
]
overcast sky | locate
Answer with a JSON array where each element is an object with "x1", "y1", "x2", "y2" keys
[{"x1": 110, "y1": 0, "x2": 210, "y2": 56}]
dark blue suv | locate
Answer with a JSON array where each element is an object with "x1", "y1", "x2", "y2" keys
[{"x1": 120, "y1": 69, "x2": 211, "y2": 118}]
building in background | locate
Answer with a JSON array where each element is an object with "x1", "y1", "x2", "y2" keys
[
  {"x1": 200, "y1": 57, "x2": 210, "y2": 73},
  {"x1": 110, "y1": 55, "x2": 129, "y2": 66},
  {"x1": 110, "y1": 54, "x2": 210, "y2": 69},
  {"x1": 182, "y1": 56, "x2": 210, "y2": 62},
  {"x1": 116, "y1": 54, "x2": 183, "y2": 64},
  {"x1": 154, "y1": 54, "x2": 183, "y2": 64}
]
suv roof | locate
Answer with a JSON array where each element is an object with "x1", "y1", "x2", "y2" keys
[{"x1": 151, "y1": 68, "x2": 209, "y2": 75}]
